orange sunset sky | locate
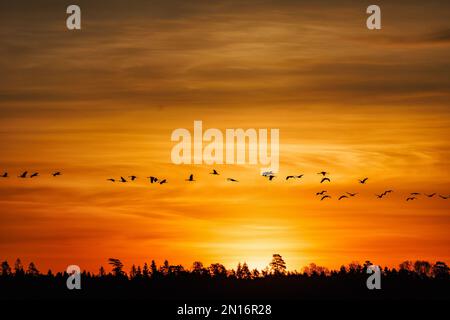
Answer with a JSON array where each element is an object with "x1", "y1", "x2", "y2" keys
[{"x1": 0, "y1": 0, "x2": 449, "y2": 273}]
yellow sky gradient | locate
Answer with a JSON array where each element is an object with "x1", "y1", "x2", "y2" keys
[{"x1": 0, "y1": 0, "x2": 449, "y2": 273}]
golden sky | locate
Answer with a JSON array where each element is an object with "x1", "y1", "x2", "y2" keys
[{"x1": 0, "y1": 0, "x2": 449, "y2": 273}]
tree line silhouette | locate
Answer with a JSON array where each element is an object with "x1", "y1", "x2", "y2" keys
[{"x1": 1, "y1": 255, "x2": 449, "y2": 300}]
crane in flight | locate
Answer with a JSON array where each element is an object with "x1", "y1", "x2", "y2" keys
[
  {"x1": 320, "y1": 177, "x2": 331, "y2": 183},
  {"x1": 286, "y1": 174, "x2": 304, "y2": 180},
  {"x1": 18, "y1": 171, "x2": 28, "y2": 178},
  {"x1": 147, "y1": 176, "x2": 158, "y2": 183}
]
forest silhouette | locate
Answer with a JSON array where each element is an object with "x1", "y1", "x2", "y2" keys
[{"x1": 1, "y1": 255, "x2": 448, "y2": 300}]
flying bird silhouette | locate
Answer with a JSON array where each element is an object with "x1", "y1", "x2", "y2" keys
[
  {"x1": 320, "y1": 177, "x2": 331, "y2": 183},
  {"x1": 376, "y1": 194, "x2": 384, "y2": 199},
  {"x1": 1, "y1": 172, "x2": 8, "y2": 178},
  {"x1": 317, "y1": 171, "x2": 329, "y2": 176},
  {"x1": 321, "y1": 195, "x2": 331, "y2": 201},
  {"x1": 18, "y1": 171, "x2": 28, "y2": 178},
  {"x1": 410, "y1": 192, "x2": 420, "y2": 196},
  {"x1": 159, "y1": 179, "x2": 167, "y2": 185},
  {"x1": 107, "y1": 178, "x2": 115, "y2": 182},
  {"x1": 425, "y1": 193, "x2": 436, "y2": 198},
  {"x1": 346, "y1": 192, "x2": 357, "y2": 197},
  {"x1": 186, "y1": 174, "x2": 195, "y2": 182},
  {"x1": 406, "y1": 197, "x2": 417, "y2": 201},
  {"x1": 119, "y1": 177, "x2": 127, "y2": 183},
  {"x1": 316, "y1": 190, "x2": 327, "y2": 195},
  {"x1": 338, "y1": 195, "x2": 348, "y2": 200},
  {"x1": 52, "y1": 172, "x2": 61, "y2": 177},
  {"x1": 30, "y1": 172, "x2": 39, "y2": 178},
  {"x1": 210, "y1": 169, "x2": 219, "y2": 175},
  {"x1": 227, "y1": 178, "x2": 239, "y2": 182},
  {"x1": 129, "y1": 176, "x2": 137, "y2": 181},
  {"x1": 286, "y1": 174, "x2": 304, "y2": 180},
  {"x1": 439, "y1": 195, "x2": 449, "y2": 199},
  {"x1": 267, "y1": 175, "x2": 276, "y2": 181},
  {"x1": 358, "y1": 178, "x2": 368, "y2": 184},
  {"x1": 147, "y1": 176, "x2": 158, "y2": 183}
]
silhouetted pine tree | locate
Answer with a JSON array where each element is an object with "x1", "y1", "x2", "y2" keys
[
  {"x1": 269, "y1": 254, "x2": 286, "y2": 275},
  {"x1": 142, "y1": 262, "x2": 149, "y2": 278},
  {"x1": 26, "y1": 262, "x2": 39, "y2": 276},
  {"x1": 1, "y1": 261, "x2": 11, "y2": 276}
]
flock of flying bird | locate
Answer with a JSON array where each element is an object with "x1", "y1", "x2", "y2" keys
[
  {"x1": 1, "y1": 171, "x2": 61, "y2": 178},
  {"x1": 2, "y1": 169, "x2": 448, "y2": 202}
]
